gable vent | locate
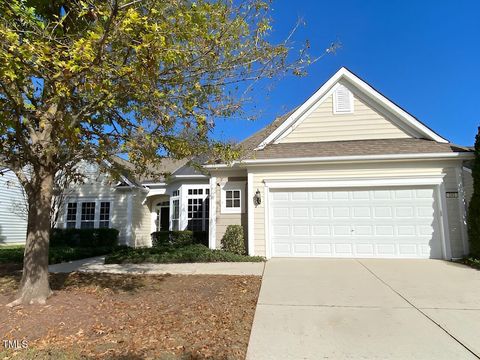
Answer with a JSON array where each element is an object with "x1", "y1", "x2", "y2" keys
[{"x1": 333, "y1": 84, "x2": 354, "y2": 114}]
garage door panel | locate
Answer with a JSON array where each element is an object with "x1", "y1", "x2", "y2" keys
[
  {"x1": 356, "y1": 243, "x2": 375, "y2": 255},
  {"x1": 270, "y1": 187, "x2": 442, "y2": 259}
]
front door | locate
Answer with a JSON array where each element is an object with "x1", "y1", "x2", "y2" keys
[{"x1": 155, "y1": 201, "x2": 170, "y2": 231}]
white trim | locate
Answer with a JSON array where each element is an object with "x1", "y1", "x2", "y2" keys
[
  {"x1": 142, "y1": 182, "x2": 167, "y2": 187},
  {"x1": 125, "y1": 192, "x2": 133, "y2": 246},
  {"x1": 243, "y1": 152, "x2": 473, "y2": 165},
  {"x1": 456, "y1": 167, "x2": 469, "y2": 255},
  {"x1": 64, "y1": 197, "x2": 114, "y2": 230},
  {"x1": 209, "y1": 177, "x2": 217, "y2": 249},
  {"x1": 462, "y1": 166, "x2": 472, "y2": 174},
  {"x1": 437, "y1": 183, "x2": 452, "y2": 259},
  {"x1": 264, "y1": 184, "x2": 271, "y2": 259},
  {"x1": 103, "y1": 159, "x2": 136, "y2": 188},
  {"x1": 256, "y1": 67, "x2": 448, "y2": 149},
  {"x1": 247, "y1": 172, "x2": 255, "y2": 256},
  {"x1": 263, "y1": 175, "x2": 445, "y2": 189},
  {"x1": 203, "y1": 152, "x2": 473, "y2": 169},
  {"x1": 182, "y1": 184, "x2": 210, "y2": 231},
  {"x1": 150, "y1": 207, "x2": 157, "y2": 235},
  {"x1": 220, "y1": 181, "x2": 245, "y2": 214}
]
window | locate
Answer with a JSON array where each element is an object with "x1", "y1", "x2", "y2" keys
[
  {"x1": 81, "y1": 202, "x2": 96, "y2": 229},
  {"x1": 99, "y1": 202, "x2": 110, "y2": 228},
  {"x1": 64, "y1": 199, "x2": 112, "y2": 229},
  {"x1": 333, "y1": 84, "x2": 354, "y2": 114},
  {"x1": 172, "y1": 190, "x2": 180, "y2": 197},
  {"x1": 226, "y1": 190, "x2": 241, "y2": 208},
  {"x1": 186, "y1": 187, "x2": 209, "y2": 232},
  {"x1": 172, "y1": 199, "x2": 180, "y2": 231},
  {"x1": 66, "y1": 203, "x2": 77, "y2": 229},
  {"x1": 221, "y1": 182, "x2": 244, "y2": 214}
]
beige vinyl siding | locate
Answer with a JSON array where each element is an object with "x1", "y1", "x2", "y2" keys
[
  {"x1": 251, "y1": 160, "x2": 465, "y2": 258},
  {"x1": 279, "y1": 93, "x2": 411, "y2": 143},
  {"x1": 57, "y1": 180, "x2": 132, "y2": 245},
  {"x1": 215, "y1": 178, "x2": 248, "y2": 249},
  {"x1": 131, "y1": 190, "x2": 152, "y2": 247},
  {"x1": 0, "y1": 170, "x2": 27, "y2": 244}
]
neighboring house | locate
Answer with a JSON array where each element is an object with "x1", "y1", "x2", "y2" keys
[
  {"x1": 0, "y1": 168, "x2": 28, "y2": 244},
  {"x1": 0, "y1": 67, "x2": 475, "y2": 260}
]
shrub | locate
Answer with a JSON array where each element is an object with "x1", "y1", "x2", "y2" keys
[
  {"x1": 104, "y1": 244, "x2": 264, "y2": 264},
  {"x1": 192, "y1": 231, "x2": 208, "y2": 246},
  {"x1": 170, "y1": 230, "x2": 194, "y2": 246},
  {"x1": 151, "y1": 230, "x2": 208, "y2": 247},
  {"x1": 151, "y1": 231, "x2": 170, "y2": 247},
  {"x1": 50, "y1": 228, "x2": 119, "y2": 248},
  {"x1": 468, "y1": 126, "x2": 480, "y2": 257},
  {"x1": 221, "y1": 225, "x2": 245, "y2": 255}
]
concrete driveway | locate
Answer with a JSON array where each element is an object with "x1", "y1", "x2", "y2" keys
[{"x1": 246, "y1": 259, "x2": 480, "y2": 359}]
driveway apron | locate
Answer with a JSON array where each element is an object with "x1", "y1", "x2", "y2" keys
[{"x1": 246, "y1": 258, "x2": 480, "y2": 360}]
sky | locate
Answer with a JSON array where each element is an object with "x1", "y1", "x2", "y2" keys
[{"x1": 212, "y1": 0, "x2": 480, "y2": 147}]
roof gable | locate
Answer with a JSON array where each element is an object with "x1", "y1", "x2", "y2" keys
[
  {"x1": 256, "y1": 67, "x2": 448, "y2": 149},
  {"x1": 279, "y1": 81, "x2": 413, "y2": 143}
]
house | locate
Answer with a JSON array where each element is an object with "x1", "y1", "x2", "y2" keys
[
  {"x1": 1, "y1": 67, "x2": 475, "y2": 260},
  {"x1": 0, "y1": 168, "x2": 28, "y2": 244}
]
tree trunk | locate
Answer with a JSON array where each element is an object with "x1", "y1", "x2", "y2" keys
[{"x1": 7, "y1": 170, "x2": 55, "y2": 306}]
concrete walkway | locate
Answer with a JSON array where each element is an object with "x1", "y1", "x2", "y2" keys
[
  {"x1": 48, "y1": 256, "x2": 265, "y2": 276},
  {"x1": 247, "y1": 258, "x2": 480, "y2": 360}
]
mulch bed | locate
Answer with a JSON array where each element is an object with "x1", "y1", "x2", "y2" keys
[{"x1": 0, "y1": 267, "x2": 261, "y2": 359}]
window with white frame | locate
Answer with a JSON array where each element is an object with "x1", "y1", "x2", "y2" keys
[
  {"x1": 186, "y1": 186, "x2": 209, "y2": 231},
  {"x1": 64, "y1": 199, "x2": 112, "y2": 229},
  {"x1": 172, "y1": 199, "x2": 180, "y2": 231},
  {"x1": 81, "y1": 202, "x2": 96, "y2": 229},
  {"x1": 66, "y1": 203, "x2": 77, "y2": 229},
  {"x1": 221, "y1": 182, "x2": 244, "y2": 214},
  {"x1": 99, "y1": 202, "x2": 110, "y2": 228}
]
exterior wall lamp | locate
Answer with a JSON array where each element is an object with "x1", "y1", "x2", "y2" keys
[{"x1": 253, "y1": 189, "x2": 262, "y2": 206}]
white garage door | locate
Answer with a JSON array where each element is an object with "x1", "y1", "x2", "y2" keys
[{"x1": 270, "y1": 187, "x2": 443, "y2": 259}]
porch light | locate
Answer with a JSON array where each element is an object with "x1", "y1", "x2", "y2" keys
[{"x1": 254, "y1": 189, "x2": 261, "y2": 206}]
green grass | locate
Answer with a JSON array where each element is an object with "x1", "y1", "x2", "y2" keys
[
  {"x1": 456, "y1": 257, "x2": 480, "y2": 270},
  {"x1": 0, "y1": 245, "x2": 114, "y2": 265},
  {"x1": 105, "y1": 244, "x2": 264, "y2": 264}
]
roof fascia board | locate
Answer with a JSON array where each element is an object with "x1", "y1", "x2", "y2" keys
[
  {"x1": 256, "y1": 67, "x2": 448, "y2": 149},
  {"x1": 205, "y1": 152, "x2": 473, "y2": 169},
  {"x1": 103, "y1": 159, "x2": 136, "y2": 188},
  {"x1": 273, "y1": 83, "x2": 341, "y2": 144},
  {"x1": 256, "y1": 69, "x2": 345, "y2": 150},
  {"x1": 242, "y1": 152, "x2": 472, "y2": 165},
  {"x1": 339, "y1": 71, "x2": 448, "y2": 143}
]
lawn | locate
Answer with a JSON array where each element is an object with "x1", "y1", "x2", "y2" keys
[
  {"x1": 0, "y1": 245, "x2": 114, "y2": 266},
  {"x1": 0, "y1": 269, "x2": 261, "y2": 359},
  {"x1": 105, "y1": 243, "x2": 265, "y2": 264}
]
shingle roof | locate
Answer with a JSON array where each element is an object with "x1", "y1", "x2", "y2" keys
[
  {"x1": 238, "y1": 109, "x2": 296, "y2": 156},
  {"x1": 111, "y1": 156, "x2": 188, "y2": 183},
  {"x1": 249, "y1": 138, "x2": 471, "y2": 160}
]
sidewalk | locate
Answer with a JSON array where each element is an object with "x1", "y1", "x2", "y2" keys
[{"x1": 49, "y1": 256, "x2": 265, "y2": 276}]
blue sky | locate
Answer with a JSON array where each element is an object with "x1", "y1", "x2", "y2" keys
[{"x1": 213, "y1": 0, "x2": 479, "y2": 146}]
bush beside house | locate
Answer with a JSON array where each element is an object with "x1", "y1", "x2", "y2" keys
[
  {"x1": 468, "y1": 127, "x2": 480, "y2": 258},
  {"x1": 51, "y1": 228, "x2": 119, "y2": 247},
  {"x1": 221, "y1": 225, "x2": 246, "y2": 255},
  {"x1": 0, "y1": 228, "x2": 120, "y2": 265},
  {"x1": 151, "y1": 230, "x2": 208, "y2": 247},
  {"x1": 105, "y1": 244, "x2": 263, "y2": 264}
]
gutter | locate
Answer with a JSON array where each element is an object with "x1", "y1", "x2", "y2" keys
[{"x1": 204, "y1": 152, "x2": 474, "y2": 168}]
